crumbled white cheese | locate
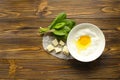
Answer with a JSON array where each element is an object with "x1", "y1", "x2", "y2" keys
[
  {"x1": 52, "y1": 39, "x2": 58, "y2": 46},
  {"x1": 55, "y1": 47, "x2": 61, "y2": 53},
  {"x1": 46, "y1": 44, "x2": 54, "y2": 52},
  {"x1": 63, "y1": 46, "x2": 69, "y2": 56},
  {"x1": 59, "y1": 40, "x2": 65, "y2": 46}
]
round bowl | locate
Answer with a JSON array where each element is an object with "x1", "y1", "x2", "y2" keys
[{"x1": 67, "y1": 23, "x2": 105, "y2": 62}]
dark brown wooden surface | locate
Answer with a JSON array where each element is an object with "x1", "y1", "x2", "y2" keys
[{"x1": 0, "y1": 0, "x2": 120, "y2": 79}]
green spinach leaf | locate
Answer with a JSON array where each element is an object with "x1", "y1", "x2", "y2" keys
[
  {"x1": 54, "y1": 22, "x2": 66, "y2": 29},
  {"x1": 49, "y1": 12, "x2": 66, "y2": 29}
]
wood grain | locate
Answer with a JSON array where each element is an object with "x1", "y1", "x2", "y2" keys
[
  {"x1": 0, "y1": 59, "x2": 120, "y2": 79},
  {"x1": 0, "y1": 0, "x2": 120, "y2": 79},
  {"x1": 0, "y1": 0, "x2": 119, "y2": 19}
]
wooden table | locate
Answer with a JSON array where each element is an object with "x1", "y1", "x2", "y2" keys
[{"x1": 0, "y1": 0, "x2": 120, "y2": 79}]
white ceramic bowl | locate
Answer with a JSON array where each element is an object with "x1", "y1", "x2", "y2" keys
[{"x1": 67, "y1": 23, "x2": 105, "y2": 62}]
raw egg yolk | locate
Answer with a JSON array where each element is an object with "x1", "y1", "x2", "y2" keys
[{"x1": 76, "y1": 35, "x2": 91, "y2": 50}]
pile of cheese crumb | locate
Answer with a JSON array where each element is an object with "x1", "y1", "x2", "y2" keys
[{"x1": 46, "y1": 39, "x2": 69, "y2": 56}]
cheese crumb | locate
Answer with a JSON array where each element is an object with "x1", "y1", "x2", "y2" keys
[
  {"x1": 52, "y1": 39, "x2": 58, "y2": 46},
  {"x1": 46, "y1": 44, "x2": 54, "y2": 52},
  {"x1": 63, "y1": 46, "x2": 69, "y2": 56},
  {"x1": 59, "y1": 40, "x2": 65, "y2": 46},
  {"x1": 55, "y1": 47, "x2": 61, "y2": 53}
]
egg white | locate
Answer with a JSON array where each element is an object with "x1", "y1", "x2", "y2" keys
[{"x1": 73, "y1": 29, "x2": 100, "y2": 56}]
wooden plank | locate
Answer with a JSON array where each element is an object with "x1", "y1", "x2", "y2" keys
[
  {"x1": 47, "y1": 0, "x2": 120, "y2": 18},
  {"x1": 0, "y1": 18, "x2": 120, "y2": 32},
  {"x1": 0, "y1": 0, "x2": 119, "y2": 19},
  {"x1": 0, "y1": 59, "x2": 119, "y2": 79},
  {"x1": 0, "y1": 18, "x2": 120, "y2": 38}
]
